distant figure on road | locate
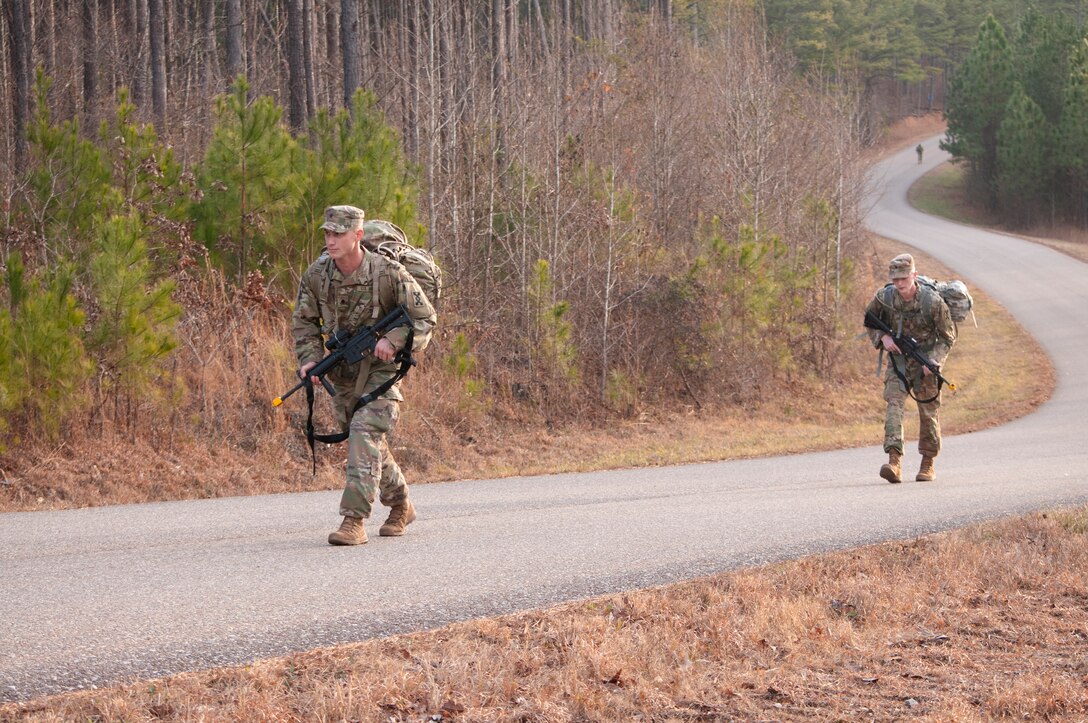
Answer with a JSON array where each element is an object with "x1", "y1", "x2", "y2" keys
[
  {"x1": 864, "y1": 253, "x2": 956, "y2": 484},
  {"x1": 916, "y1": 144, "x2": 924, "y2": 164},
  {"x1": 292, "y1": 205, "x2": 436, "y2": 546}
]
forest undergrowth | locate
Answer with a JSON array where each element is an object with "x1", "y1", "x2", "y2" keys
[
  {"x1": 0, "y1": 228, "x2": 1052, "y2": 513},
  {"x1": 0, "y1": 117, "x2": 1054, "y2": 513},
  {"x1": 3, "y1": 121, "x2": 1083, "y2": 723}
]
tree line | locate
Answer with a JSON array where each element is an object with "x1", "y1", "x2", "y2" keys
[
  {"x1": 0, "y1": 2, "x2": 865, "y2": 450},
  {"x1": 762, "y1": 0, "x2": 1087, "y2": 127},
  {"x1": 941, "y1": 8, "x2": 1088, "y2": 228}
]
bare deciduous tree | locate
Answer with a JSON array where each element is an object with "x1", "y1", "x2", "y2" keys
[
  {"x1": 226, "y1": 0, "x2": 243, "y2": 82},
  {"x1": 339, "y1": 0, "x2": 359, "y2": 107},
  {"x1": 3, "y1": 0, "x2": 32, "y2": 168},
  {"x1": 148, "y1": 0, "x2": 166, "y2": 129},
  {"x1": 81, "y1": 0, "x2": 97, "y2": 112},
  {"x1": 285, "y1": 0, "x2": 307, "y2": 132}
]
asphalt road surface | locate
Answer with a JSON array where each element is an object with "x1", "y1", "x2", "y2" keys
[{"x1": 2, "y1": 136, "x2": 1087, "y2": 702}]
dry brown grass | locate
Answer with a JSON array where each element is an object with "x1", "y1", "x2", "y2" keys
[
  {"x1": 0, "y1": 120, "x2": 1077, "y2": 722},
  {"x1": 4, "y1": 506, "x2": 1085, "y2": 722},
  {"x1": 0, "y1": 234, "x2": 1053, "y2": 512}
]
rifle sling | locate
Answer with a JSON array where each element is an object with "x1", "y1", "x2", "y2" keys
[
  {"x1": 887, "y1": 352, "x2": 942, "y2": 405},
  {"x1": 868, "y1": 310, "x2": 943, "y2": 404},
  {"x1": 302, "y1": 327, "x2": 415, "y2": 475}
]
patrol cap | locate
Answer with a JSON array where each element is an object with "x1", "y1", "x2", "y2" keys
[
  {"x1": 320, "y1": 205, "x2": 365, "y2": 233},
  {"x1": 888, "y1": 253, "x2": 916, "y2": 279}
]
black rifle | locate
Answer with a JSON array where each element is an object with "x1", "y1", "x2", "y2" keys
[
  {"x1": 273, "y1": 305, "x2": 413, "y2": 407},
  {"x1": 273, "y1": 305, "x2": 416, "y2": 472},
  {"x1": 863, "y1": 310, "x2": 956, "y2": 402}
]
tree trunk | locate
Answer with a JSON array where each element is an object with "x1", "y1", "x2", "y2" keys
[
  {"x1": 340, "y1": 0, "x2": 360, "y2": 108},
  {"x1": 286, "y1": 0, "x2": 307, "y2": 132},
  {"x1": 324, "y1": 1, "x2": 338, "y2": 107},
  {"x1": 531, "y1": 0, "x2": 550, "y2": 61},
  {"x1": 132, "y1": 0, "x2": 149, "y2": 104},
  {"x1": 225, "y1": 0, "x2": 243, "y2": 83},
  {"x1": 148, "y1": 0, "x2": 167, "y2": 129},
  {"x1": 302, "y1": 0, "x2": 316, "y2": 119},
  {"x1": 3, "y1": 0, "x2": 32, "y2": 169},
  {"x1": 41, "y1": 0, "x2": 56, "y2": 81},
  {"x1": 121, "y1": 0, "x2": 141, "y2": 104},
  {"x1": 82, "y1": 0, "x2": 98, "y2": 112},
  {"x1": 491, "y1": 0, "x2": 507, "y2": 156},
  {"x1": 407, "y1": 0, "x2": 420, "y2": 160},
  {"x1": 202, "y1": 0, "x2": 217, "y2": 95}
]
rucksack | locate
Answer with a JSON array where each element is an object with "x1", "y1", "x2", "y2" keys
[
  {"x1": 916, "y1": 275, "x2": 975, "y2": 326},
  {"x1": 878, "y1": 275, "x2": 974, "y2": 327},
  {"x1": 362, "y1": 220, "x2": 443, "y2": 309}
]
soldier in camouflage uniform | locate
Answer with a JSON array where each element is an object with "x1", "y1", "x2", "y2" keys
[
  {"x1": 865, "y1": 253, "x2": 956, "y2": 483},
  {"x1": 292, "y1": 205, "x2": 436, "y2": 545}
]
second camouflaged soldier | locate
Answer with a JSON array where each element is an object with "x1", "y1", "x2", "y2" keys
[
  {"x1": 864, "y1": 253, "x2": 956, "y2": 483},
  {"x1": 292, "y1": 205, "x2": 436, "y2": 545}
]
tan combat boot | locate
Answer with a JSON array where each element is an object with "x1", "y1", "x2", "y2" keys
[
  {"x1": 328, "y1": 516, "x2": 368, "y2": 546},
  {"x1": 916, "y1": 455, "x2": 936, "y2": 482},
  {"x1": 879, "y1": 450, "x2": 903, "y2": 484},
  {"x1": 379, "y1": 500, "x2": 417, "y2": 537}
]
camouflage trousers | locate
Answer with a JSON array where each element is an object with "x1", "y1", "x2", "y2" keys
[
  {"x1": 883, "y1": 358, "x2": 942, "y2": 457},
  {"x1": 333, "y1": 395, "x2": 408, "y2": 519}
]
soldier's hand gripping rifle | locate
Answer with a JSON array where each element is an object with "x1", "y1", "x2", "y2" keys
[
  {"x1": 273, "y1": 305, "x2": 413, "y2": 408},
  {"x1": 864, "y1": 310, "x2": 956, "y2": 402},
  {"x1": 273, "y1": 305, "x2": 416, "y2": 473}
]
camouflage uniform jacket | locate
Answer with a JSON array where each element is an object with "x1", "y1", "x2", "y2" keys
[
  {"x1": 292, "y1": 250, "x2": 436, "y2": 401},
  {"x1": 865, "y1": 283, "x2": 956, "y2": 366}
]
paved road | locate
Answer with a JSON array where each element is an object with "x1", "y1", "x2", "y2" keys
[{"x1": 2, "y1": 136, "x2": 1086, "y2": 702}]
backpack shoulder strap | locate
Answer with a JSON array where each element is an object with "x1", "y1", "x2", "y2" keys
[
  {"x1": 917, "y1": 283, "x2": 944, "y2": 326},
  {"x1": 317, "y1": 254, "x2": 336, "y2": 315},
  {"x1": 367, "y1": 250, "x2": 401, "y2": 321},
  {"x1": 876, "y1": 284, "x2": 896, "y2": 310}
]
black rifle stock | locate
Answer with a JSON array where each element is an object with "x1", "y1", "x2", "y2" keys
[
  {"x1": 272, "y1": 305, "x2": 412, "y2": 407},
  {"x1": 863, "y1": 310, "x2": 956, "y2": 393}
]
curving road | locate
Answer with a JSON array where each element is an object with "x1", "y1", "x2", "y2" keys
[{"x1": 2, "y1": 136, "x2": 1086, "y2": 703}]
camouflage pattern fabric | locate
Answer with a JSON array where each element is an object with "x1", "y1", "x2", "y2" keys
[
  {"x1": 865, "y1": 281, "x2": 956, "y2": 457},
  {"x1": 335, "y1": 396, "x2": 406, "y2": 518},
  {"x1": 292, "y1": 245, "x2": 436, "y2": 518},
  {"x1": 292, "y1": 250, "x2": 435, "y2": 401},
  {"x1": 320, "y1": 205, "x2": 365, "y2": 233},
  {"x1": 883, "y1": 357, "x2": 941, "y2": 456}
]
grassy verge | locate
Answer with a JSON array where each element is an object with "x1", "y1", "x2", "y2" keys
[
  {"x1": 911, "y1": 162, "x2": 1088, "y2": 266},
  {"x1": 5, "y1": 505, "x2": 1086, "y2": 721},
  {"x1": 907, "y1": 164, "x2": 990, "y2": 226}
]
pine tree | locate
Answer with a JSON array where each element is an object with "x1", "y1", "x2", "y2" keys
[
  {"x1": 0, "y1": 254, "x2": 93, "y2": 443},
  {"x1": 1011, "y1": 8, "x2": 1080, "y2": 125},
  {"x1": 1058, "y1": 40, "x2": 1088, "y2": 224},
  {"x1": 997, "y1": 85, "x2": 1052, "y2": 227},
  {"x1": 941, "y1": 15, "x2": 1016, "y2": 210},
  {"x1": 527, "y1": 259, "x2": 578, "y2": 396},
  {"x1": 85, "y1": 213, "x2": 180, "y2": 408},
  {"x1": 834, "y1": 0, "x2": 926, "y2": 86},
  {"x1": 26, "y1": 72, "x2": 118, "y2": 264},
  {"x1": 99, "y1": 88, "x2": 185, "y2": 218},
  {"x1": 193, "y1": 78, "x2": 295, "y2": 285},
  {"x1": 761, "y1": 0, "x2": 835, "y2": 73},
  {"x1": 280, "y1": 89, "x2": 419, "y2": 275}
]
